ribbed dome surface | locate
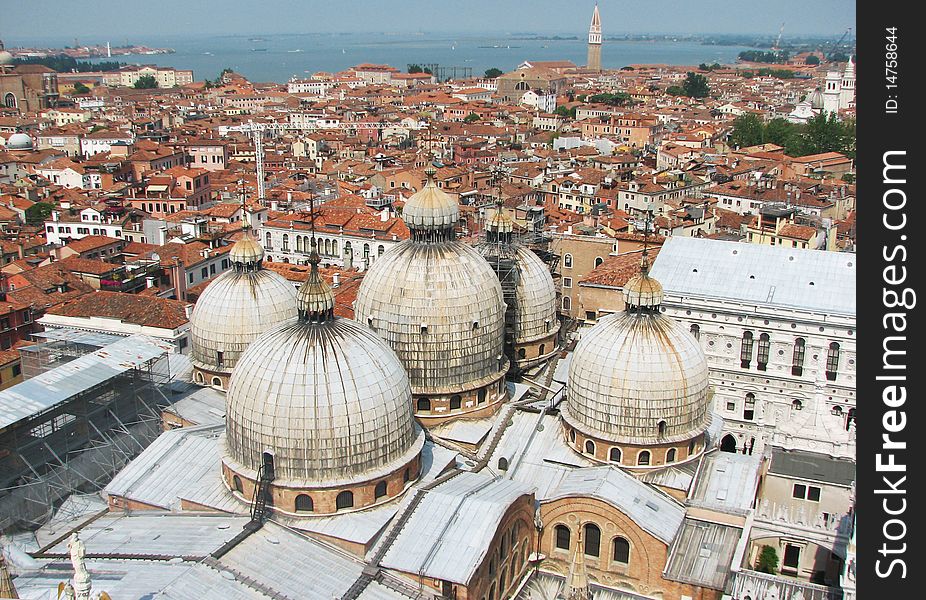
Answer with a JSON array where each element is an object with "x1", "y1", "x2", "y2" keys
[
  {"x1": 564, "y1": 310, "x2": 711, "y2": 445},
  {"x1": 402, "y1": 172, "x2": 459, "y2": 231},
  {"x1": 229, "y1": 234, "x2": 265, "y2": 265},
  {"x1": 354, "y1": 240, "x2": 507, "y2": 394},
  {"x1": 513, "y1": 247, "x2": 557, "y2": 344},
  {"x1": 190, "y1": 269, "x2": 298, "y2": 373},
  {"x1": 623, "y1": 272, "x2": 664, "y2": 308},
  {"x1": 225, "y1": 318, "x2": 423, "y2": 483}
]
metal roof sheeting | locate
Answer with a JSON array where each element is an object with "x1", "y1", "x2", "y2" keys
[
  {"x1": 546, "y1": 466, "x2": 685, "y2": 545},
  {"x1": 380, "y1": 472, "x2": 533, "y2": 584},
  {"x1": 650, "y1": 237, "x2": 856, "y2": 316},
  {"x1": 664, "y1": 518, "x2": 741, "y2": 590},
  {"x1": 0, "y1": 334, "x2": 173, "y2": 431}
]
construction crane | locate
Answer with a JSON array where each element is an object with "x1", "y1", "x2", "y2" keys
[
  {"x1": 826, "y1": 27, "x2": 853, "y2": 61},
  {"x1": 772, "y1": 22, "x2": 785, "y2": 52},
  {"x1": 223, "y1": 119, "x2": 428, "y2": 202}
]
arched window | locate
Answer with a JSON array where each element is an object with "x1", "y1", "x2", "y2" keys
[
  {"x1": 792, "y1": 338, "x2": 806, "y2": 376},
  {"x1": 478, "y1": 388, "x2": 487, "y2": 404},
  {"x1": 845, "y1": 408, "x2": 856, "y2": 431},
  {"x1": 378, "y1": 244, "x2": 385, "y2": 256},
  {"x1": 375, "y1": 481, "x2": 387, "y2": 499},
  {"x1": 403, "y1": 468, "x2": 411, "y2": 482},
  {"x1": 517, "y1": 347, "x2": 526, "y2": 359},
  {"x1": 500, "y1": 568, "x2": 508, "y2": 590},
  {"x1": 584, "y1": 523, "x2": 601, "y2": 557},
  {"x1": 417, "y1": 397, "x2": 431, "y2": 412},
  {"x1": 212, "y1": 377, "x2": 222, "y2": 387},
  {"x1": 336, "y1": 490, "x2": 354, "y2": 510},
  {"x1": 756, "y1": 333, "x2": 770, "y2": 371},
  {"x1": 539, "y1": 343, "x2": 545, "y2": 355},
  {"x1": 195, "y1": 372, "x2": 204, "y2": 384},
  {"x1": 265, "y1": 232, "x2": 272, "y2": 248},
  {"x1": 281, "y1": 234, "x2": 289, "y2": 252},
  {"x1": 666, "y1": 448, "x2": 677, "y2": 463},
  {"x1": 743, "y1": 393, "x2": 756, "y2": 421},
  {"x1": 563, "y1": 254, "x2": 573, "y2": 268},
  {"x1": 637, "y1": 450, "x2": 651, "y2": 466},
  {"x1": 609, "y1": 447, "x2": 621, "y2": 463},
  {"x1": 296, "y1": 236, "x2": 303, "y2": 253},
  {"x1": 690, "y1": 324, "x2": 700, "y2": 340},
  {"x1": 569, "y1": 428, "x2": 576, "y2": 443},
  {"x1": 363, "y1": 243, "x2": 370, "y2": 260},
  {"x1": 295, "y1": 494, "x2": 313, "y2": 512},
  {"x1": 562, "y1": 296, "x2": 571, "y2": 311},
  {"x1": 489, "y1": 583, "x2": 496, "y2": 600},
  {"x1": 689, "y1": 439, "x2": 696, "y2": 456},
  {"x1": 515, "y1": 81, "x2": 530, "y2": 91},
  {"x1": 555, "y1": 525, "x2": 570, "y2": 550},
  {"x1": 594, "y1": 256, "x2": 603, "y2": 267},
  {"x1": 792, "y1": 399, "x2": 803, "y2": 411},
  {"x1": 4, "y1": 93, "x2": 17, "y2": 109},
  {"x1": 450, "y1": 395, "x2": 462, "y2": 410},
  {"x1": 324, "y1": 238, "x2": 331, "y2": 255},
  {"x1": 332, "y1": 240, "x2": 339, "y2": 256},
  {"x1": 233, "y1": 475, "x2": 243, "y2": 493},
  {"x1": 721, "y1": 434, "x2": 737, "y2": 453},
  {"x1": 584, "y1": 440, "x2": 595, "y2": 455},
  {"x1": 740, "y1": 331, "x2": 754, "y2": 368},
  {"x1": 612, "y1": 537, "x2": 630, "y2": 564},
  {"x1": 826, "y1": 342, "x2": 840, "y2": 381},
  {"x1": 657, "y1": 420, "x2": 667, "y2": 437}
]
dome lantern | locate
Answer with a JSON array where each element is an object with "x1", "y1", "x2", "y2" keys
[{"x1": 402, "y1": 167, "x2": 460, "y2": 243}]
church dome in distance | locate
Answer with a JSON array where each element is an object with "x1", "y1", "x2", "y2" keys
[{"x1": 6, "y1": 133, "x2": 34, "y2": 151}]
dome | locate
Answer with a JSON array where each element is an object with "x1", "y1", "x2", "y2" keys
[
  {"x1": 354, "y1": 241, "x2": 507, "y2": 396},
  {"x1": 6, "y1": 133, "x2": 33, "y2": 151},
  {"x1": 402, "y1": 168, "x2": 459, "y2": 235},
  {"x1": 809, "y1": 88, "x2": 825, "y2": 110},
  {"x1": 563, "y1": 266, "x2": 711, "y2": 447},
  {"x1": 190, "y1": 235, "x2": 298, "y2": 384},
  {"x1": 228, "y1": 231, "x2": 264, "y2": 265},
  {"x1": 224, "y1": 306, "x2": 423, "y2": 485},
  {"x1": 512, "y1": 246, "x2": 557, "y2": 345},
  {"x1": 0, "y1": 40, "x2": 12, "y2": 66}
]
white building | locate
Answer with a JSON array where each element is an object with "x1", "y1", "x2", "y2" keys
[
  {"x1": 650, "y1": 237, "x2": 856, "y2": 459},
  {"x1": 822, "y1": 59, "x2": 855, "y2": 114}
]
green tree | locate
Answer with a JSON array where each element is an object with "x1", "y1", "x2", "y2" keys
[
  {"x1": 805, "y1": 55, "x2": 821, "y2": 65},
  {"x1": 665, "y1": 85, "x2": 685, "y2": 96},
  {"x1": 26, "y1": 202, "x2": 55, "y2": 225},
  {"x1": 682, "y1": 72, "x2": 711, "y2": 98},
  {"x1": 73, "y1": 82, "x2": 91, "y2": 94},
  {"x1": 408, "y1": 64, "x2": 423, "y2": 74},
  {"x1": 134, "y1": 75, "x2": 158, "y2": 89},
  {"x1": 731, "y1": 113, "x2": 765, "y2": 148},
  {"x1": 463, "y1": 112, "x2": 480, "y2": 123},
  {"x1": 764, "y1": 118, "x2": 796, "y2": 148},
  {"x1": 756, "y1": 546, "x2": 779, "y2": 574},
  {"x1": 484, "y1": 67, "x2": 503, "y2": 79},
  {"x1": 803, "y1": 111, "x2": 850, "y2": 156}
]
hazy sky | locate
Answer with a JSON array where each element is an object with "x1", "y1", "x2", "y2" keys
[{"x1": 2, "y1": 1, "x2": 856, "y2": 41}]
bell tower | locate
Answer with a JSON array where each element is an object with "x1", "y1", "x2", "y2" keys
[{"x1": 587, "y1": 3, "x2": 602, "y2": 72}]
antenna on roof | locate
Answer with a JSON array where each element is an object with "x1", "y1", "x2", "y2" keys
[
  {"x1": 641, "y1": 202, "x2": 654, "y2": 275},
  {"x1": 237, "y1": 178, "x2": 249, "y2": 231},
  {"x1": 308, "y1": 194, "x2": 319, "y2": 265}
]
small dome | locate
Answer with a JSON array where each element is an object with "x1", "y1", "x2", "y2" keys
[
  {"x1": 623, "y1": 271, "x2": 664, "y2": 308},
  {"x1": 355, "y1": 241, "x2": 507, "y2": 395},
  {"x1": 190, "y1": 268, "x2": 298, "y2": 377},
  {"x1": 297, "y1": 254, "x2": 335, "y2": 322},
  {"x1": 809, "y1": 88, "x2": 825, "y2": 110},
  {"x1": 6, "y1": 133, "x2": 33, "y2": 151},
  {"x1": 228, "y1": 232, "x2": 264, "y2": 266},
  {"x1": 564, "y1": 266, "x2": 711, "y2": 446},
  {"x1": 402, "y1": 169, "x2": 459, "y2": 234},
  {"x1": 225, "y1": 315, "x2": 423, "y2": 483},
  {"x1": 0, "y1": 40, "x2": 12, "y2": 66},
  {"x1": 487, "y1": 204, "x2": 514, "y2": 235}
]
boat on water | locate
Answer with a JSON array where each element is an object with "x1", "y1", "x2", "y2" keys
[
  {"x1": 287, "y1": 49, "x2": 304, "y2": 53},
  {"x1": 248, "y1": 37, "x2": 266, "y2": 42},
  {"x1": 251, "y1": 48, "x2": 268, "y2": 52}
]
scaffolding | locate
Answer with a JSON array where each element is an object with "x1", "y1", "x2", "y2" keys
[
  {"x1": 20, "y1": 330, "x2": 124, "y2": 380},
  {"x1": 0, "y1": 335, "x2": 176, "y2": 533}
]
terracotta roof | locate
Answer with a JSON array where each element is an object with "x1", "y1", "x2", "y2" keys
[
  {"x1": 46, "y1": 290, "x2": 189, "y2": 330},
  {"x1": 63, "y1": 235, "x2": 123, "y2": 254},
  {"x1": 580, "y1": 247, "x2": 663, "y2": 288}
]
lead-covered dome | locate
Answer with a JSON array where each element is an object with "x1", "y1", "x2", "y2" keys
[
  {"x1": 223, "y1": 248, "x2": 424, "y2": 512},
  {"x1": 355, "y1": 170, "x2": 508, "y2": 423},
  {"x1": 6, "y1": 133, "x2": 34, "y2": 151},
  {"x1": 190, "y1": 232, "x2": 297, "y2": 389},
  {"x1": 512, "y1": 246, "x2": 558, "y2": 346},
  {"x1": 563, "y1": 256, "x2": 711, "y2": 451}
]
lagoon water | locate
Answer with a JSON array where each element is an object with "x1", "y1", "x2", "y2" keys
[{"x1": 18, "y1": 32, "x2": 755, "y2": 83}]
